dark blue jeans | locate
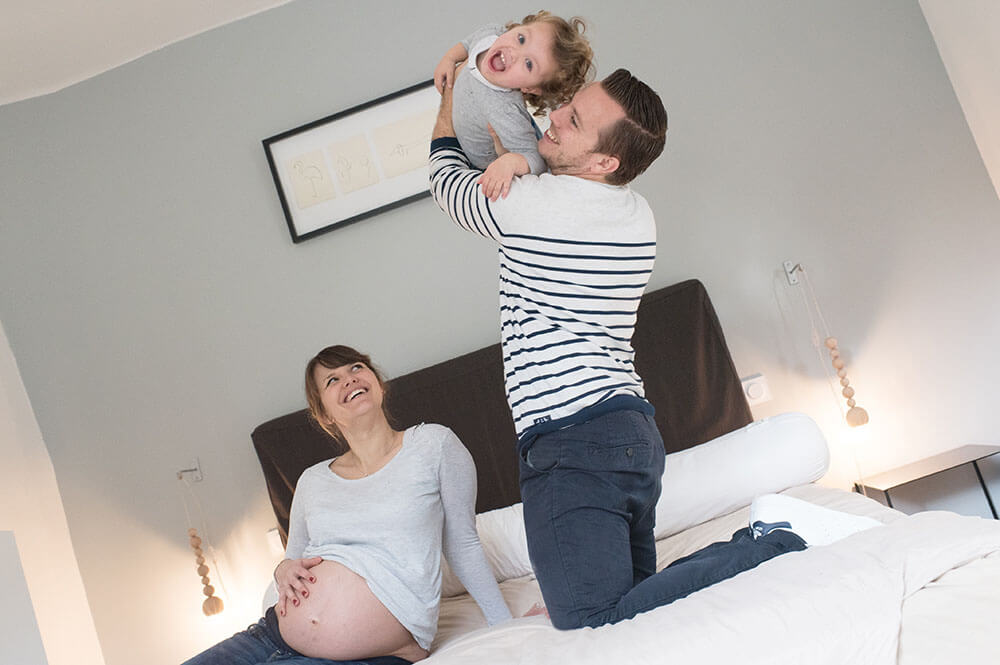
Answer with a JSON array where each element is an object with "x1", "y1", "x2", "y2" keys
[
  {"x1": 518, "y1": 409, "x2": 806, "y2": 630},
  {"x1": 180, "y1": 607, "x2": 412, "y2": 665}
]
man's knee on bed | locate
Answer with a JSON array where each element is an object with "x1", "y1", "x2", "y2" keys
[
  {"x1": 548, "y1": 602, "x2": 622, "y2": 631},
  {"x1": 548, "y1": 607, "x2": 587, "y2": 631}
]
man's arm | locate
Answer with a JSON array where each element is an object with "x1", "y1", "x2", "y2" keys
[
  {"x1": 429, "y1": 85, "x2": 507, "y2": 242},
  {"x1": 432, "y1": 82, "x2": 456, "y2": 140}
]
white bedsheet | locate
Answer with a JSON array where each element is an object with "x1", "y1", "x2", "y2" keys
[{"x1": 429, "y1": 485, "x2": 1000, "y2": 665}]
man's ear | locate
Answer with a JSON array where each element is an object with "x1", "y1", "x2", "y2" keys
[
  {"x1": 591, "y1": 154, "x2": 621, "y2": 177},
  {"x1": 521, "y1": 86, "x2": 542, "y2": 95}
]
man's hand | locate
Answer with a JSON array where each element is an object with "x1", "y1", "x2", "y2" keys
[
  {"x1": 434, "y1": 43, "x2": 468, "y2": 93},
  {"x1": 273, "y1": 556, "x2": 323, "y2": 616},
  {"x1": 434, "y1": 59, "x2": 459, "y2": 93},
  {"x1": 432, "y1": 81, "x2": 456, "y2": 140},
  {"x1": 478, "y1": 152, "x2": 529, "y2": 201},
  {"x1": 486, "y1": 124, "x2": 510, "y2": 157},
  {"x1": 523, "y1": 602, "x2": 549, "y2": 618}
]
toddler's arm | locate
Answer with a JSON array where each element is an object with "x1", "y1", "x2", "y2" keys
[
  {"x1": 478, "y1": 124, "x2": 531, "y2": 201},
  {"x1": 479, "y1": 153, "x2": 529, "y2": 201},
  {"x1": 435, "y1": 42, "x2": 468, "y2": 93}
]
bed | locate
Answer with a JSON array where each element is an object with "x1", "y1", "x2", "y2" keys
[{"x1": 252, "y1": 279, "x2": 1000, "y2": 664}]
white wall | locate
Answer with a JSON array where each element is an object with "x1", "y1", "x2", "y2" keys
[
  {"x1": 0, "y1": 321, "x2": 105, "y2": 665},
  {"x1": 1, "y1": 1, "x2": 998, "y2": 663}
]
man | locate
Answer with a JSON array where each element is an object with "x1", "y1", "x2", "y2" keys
[{"x1": 429, "y1": 69, "x2": 864, "y2": 630}]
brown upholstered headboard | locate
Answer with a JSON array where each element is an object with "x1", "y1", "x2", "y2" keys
[{"x1": 252, "y1": 279, "x2": 751, "y2": 544}]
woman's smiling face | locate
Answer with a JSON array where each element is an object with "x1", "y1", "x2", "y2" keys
[
  {"x1": 313, "y1": 361, "x2": 385, "y2": 426},
  {"x1": 479, "y1": 22, "x2": 556, "y2": 94}
]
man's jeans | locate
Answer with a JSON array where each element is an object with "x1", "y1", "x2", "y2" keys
[
  {"x1": 181, "y1": 607, "x2": 412, "y2": 665},
  {"x1": 518, "y1": 409, "x2": 806, "y2": 630}
]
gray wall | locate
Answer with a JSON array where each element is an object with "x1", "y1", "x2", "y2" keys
[{"x1": 1, "y1": 1, "x2": 998, "y2": 663}]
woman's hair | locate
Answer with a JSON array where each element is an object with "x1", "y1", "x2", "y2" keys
[
  {"x1": 304, "y1": 345, "x2": 392, "y2": 446},
  {"x1": 507, "y1": 11, "x2": 595, "y2": 115}
]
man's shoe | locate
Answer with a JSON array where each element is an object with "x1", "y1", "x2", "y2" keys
[{"x1": 750, "y1": 493, "x2": 882, "y2": 547}]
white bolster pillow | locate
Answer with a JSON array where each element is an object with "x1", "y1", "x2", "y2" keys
[{"x1": 653, "y1": 412, "x2": 830, "y2": 539}]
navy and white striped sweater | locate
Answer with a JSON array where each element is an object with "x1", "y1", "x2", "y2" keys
[{"x1": 429, "y1": 137, "x2": 657, "y2": 441}]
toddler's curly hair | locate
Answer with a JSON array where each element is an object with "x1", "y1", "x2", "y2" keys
[{"x1": 507, "y1": 11, "x2": 595, "y2": 116}]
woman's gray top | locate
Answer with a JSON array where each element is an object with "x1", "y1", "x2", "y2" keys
[{"x1": 284, "y1": 423, "x2": 512, "y2": 649}]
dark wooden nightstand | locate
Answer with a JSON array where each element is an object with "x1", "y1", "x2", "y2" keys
[{"x1": 853, "y1": 444, "x2": 1000, "y2": 519}]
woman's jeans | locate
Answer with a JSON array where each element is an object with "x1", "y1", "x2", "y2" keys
[
  {"x1": 180, "y1": 606, "x2": 412, "y2": 665},
  {"x1": 518, "y1": 409, "x2": 807, "y2": 630}
]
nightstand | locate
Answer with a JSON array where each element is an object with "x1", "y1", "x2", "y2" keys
[{"x1": 853, "y1": 444, "x2": 1000, "y2": 519}]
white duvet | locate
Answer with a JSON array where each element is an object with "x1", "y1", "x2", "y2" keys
[{"x1": 428, "y1": 486, "x2": 1000, "y2": 665}]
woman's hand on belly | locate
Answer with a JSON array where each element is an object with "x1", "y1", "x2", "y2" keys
[{"x1": 274, "y1": 556, "x2": 323, "y2": 616}]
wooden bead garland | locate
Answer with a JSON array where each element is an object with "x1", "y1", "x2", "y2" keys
[
  {"x1": 824, "y1": 337, "x2": 869, "y2": 427},
  {"x1": 188, "y1": 527, "x2": 224, "y2": 616}
]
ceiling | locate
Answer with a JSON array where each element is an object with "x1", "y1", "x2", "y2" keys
[
  {"x1": 0, "y1": 0, "x2": 291, "y2": 107},
  {"x1": 919, "y1": 0, "x2": 1000, "y2": 199}
]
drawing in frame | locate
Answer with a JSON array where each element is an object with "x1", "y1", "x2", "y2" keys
[{"x1": 263, "y1": 80, "x2": 439, "y2": 243}]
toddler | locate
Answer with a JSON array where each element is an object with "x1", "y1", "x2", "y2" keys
[{"x1": 434, "y1": 11, "x2": 594, "y2": 199}]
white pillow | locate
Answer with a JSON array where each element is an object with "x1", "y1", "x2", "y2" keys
[{"x1": 653, "y1": 412, "x2": 830, "y2": 539}]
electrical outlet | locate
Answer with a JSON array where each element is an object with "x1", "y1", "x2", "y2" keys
[{"x1": 741, "y1": 373, "x2": 773, "y2": 406}]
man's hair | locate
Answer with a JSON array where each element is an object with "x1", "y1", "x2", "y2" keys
[
  {"x1": 595, "y1": 69, "x2": 668, "y2": 186},
  {"x1": 507, "y1": 11, "x2": 595, "y2": 115}
]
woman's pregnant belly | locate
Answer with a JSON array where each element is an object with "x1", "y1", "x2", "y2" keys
[{"x1": 277, "y1": 560, "x2": 426, "y2": 661}]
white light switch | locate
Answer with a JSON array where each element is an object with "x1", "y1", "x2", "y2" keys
[{"x1": 741, "y1": 373, "x2": 773, "y2": 406}]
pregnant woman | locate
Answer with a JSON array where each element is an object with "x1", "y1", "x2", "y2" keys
[{"x1": 182, "y1": 345, "x2": 512, "y2": 665}]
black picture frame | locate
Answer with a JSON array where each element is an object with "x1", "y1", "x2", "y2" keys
[{"x1": 262, "y1": 80, "x2": 438, "y2": 243}]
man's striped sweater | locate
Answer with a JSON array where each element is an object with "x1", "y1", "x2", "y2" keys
[{"x1": 429, "y1": 137, "x2": 657, "y2": 441}]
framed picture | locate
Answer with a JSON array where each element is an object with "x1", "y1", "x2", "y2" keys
[{"x1": 263, "y1": 80, "x2": 439, "y2": 243}]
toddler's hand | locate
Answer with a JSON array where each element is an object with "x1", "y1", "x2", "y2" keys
[{"x1": 478, "y1": 153, "x2": 527, "y2": 201}]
